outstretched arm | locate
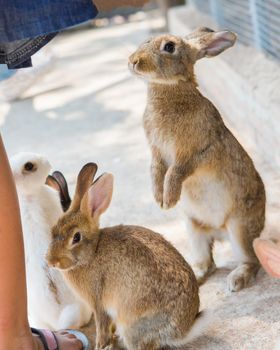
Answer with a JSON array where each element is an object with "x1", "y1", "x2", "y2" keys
[{"x1": 0, "y1": 136, "x2": 31, "y2": 349}]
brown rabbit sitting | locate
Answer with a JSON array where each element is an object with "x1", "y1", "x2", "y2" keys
[
  {"x1": 46, "y1": 163, "x2": 208, "y2": 350},
  {"x1": 128, "y1": 27, "x2": 266, "y2": 292}
]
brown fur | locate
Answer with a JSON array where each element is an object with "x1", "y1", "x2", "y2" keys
[
  {"x1": 129, "y1": 27, "x2": 266, "y2": 291},
  {"x1": 43, "y1": 264, "x2": 61, "y2": 305},
  {"x1": 46, "y1": 165, "x2": 201, "y2": 350}
]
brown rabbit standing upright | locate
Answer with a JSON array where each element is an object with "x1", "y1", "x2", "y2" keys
[
  {"x1": 129, "y1": 27, "x2": 266, "y2": 292},
  {"x1": 46, "y1": 163, "x2": 208, "y2": 350}
]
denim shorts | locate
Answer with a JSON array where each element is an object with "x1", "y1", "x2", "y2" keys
[{"x1": 0, "y1": 0, "x2": 98, "y2": 69}]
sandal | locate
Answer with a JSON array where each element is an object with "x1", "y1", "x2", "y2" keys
[{"x1": 31, "y1": 328, "x2": 90, "y2": 350}]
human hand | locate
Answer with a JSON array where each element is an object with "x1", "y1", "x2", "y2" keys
[
  {"x1": 254, "y1": 238, "x2": 280, "y2": 278},
  {"x1": 94, "y1": 0, "x2": 149, "y2": 11}
]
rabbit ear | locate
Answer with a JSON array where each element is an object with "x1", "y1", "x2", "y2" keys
[
  {"x1": 70, "y1": 163, "x2": 98, "y2": 212},
  {"x1": 51, "y1": 171, "x2": 71, "y2": 212},
  {"x1": 46, "y1": 174, "x2": 71, "y2": 212},
  {"x1": 187, "y1": 30, "x2": 237, "y2": 60},
  {"x1": 46, "y1": 175, "x2": 61, "y2": 192},
  {"x1": 185, "y1": 27, "x2": 215, "y2": 40},
  {"x1": 254, "y1": 238, "x2": 280, "y2": 278},
  {"x1": 81, "y1": 173, "x2": 113, "y2": 223}
]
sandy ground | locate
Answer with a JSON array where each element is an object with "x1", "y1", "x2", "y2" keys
[{"x1": 1, "y1": 18, "x2": 280, "y2": 350}]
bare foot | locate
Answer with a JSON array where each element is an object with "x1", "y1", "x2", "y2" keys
[
  {"x1": 0, "y1": 329, "x2": 84, "y2": 350},
  {"x1": 33, "y1": 330, "x2": 83, "y2": 350}
]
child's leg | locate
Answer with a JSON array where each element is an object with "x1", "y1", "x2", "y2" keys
[
  {"x1": 0, "y1": 136, "x2": 84, "y2": 350},
  {"x1": 0, "y1": 135, "x2": 31, "y2": 349}
]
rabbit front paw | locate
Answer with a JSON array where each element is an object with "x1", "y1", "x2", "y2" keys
[
  {"x1": 163, "y1": 182, "x2": 181, "y2": 209},
  {"x1": 95, "y1": 335, "x2": 112, "y2": 350},
  {"x1": 193, "y1": 261, "x2": 216, "y2": 285},
  {"x1": 153, "y1": 185, "x2": 164, "y2": 207},
  {"x1": 95, "y1": 344, "x2": 111, "y2": 350},
  {"x1": 151, "y1": 172, "x2": 165, "y2": 207},
  {"x1": 151, "y1": 159, "x2": 167, "y2": 208}
]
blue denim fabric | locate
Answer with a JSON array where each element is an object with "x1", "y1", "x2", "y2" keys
[
  {"x1": 0, "y1": 0, "x2": 98, "y2": 68},
  {"x1": 0, "y1": 33, "x2": 57, "y2": 69}
]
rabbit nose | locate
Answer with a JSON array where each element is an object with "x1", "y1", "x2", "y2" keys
[
  {"x1": 132, "y1": 58, "x2": 139, "y2": 67},
  {"x1": 129, "y1": 54, "x2": 139, "y2": 67},
  {"x1": 48, "y1": 257, "x2": 60, "y2": 268}
]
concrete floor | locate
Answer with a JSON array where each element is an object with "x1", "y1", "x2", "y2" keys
[{"x1": 1, "y1": 18, "x2": 280, "y2": 350}]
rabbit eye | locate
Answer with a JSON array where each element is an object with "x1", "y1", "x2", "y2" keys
[
  {"x1": 24, "y1": 162, "x2": 35, "y2": 172},
  {"x1": 72, "y1": 232, "x2": 81, "y2": 245},
  {"x1": 163, "y1": 41, "x2": 175, "y2": 54}
]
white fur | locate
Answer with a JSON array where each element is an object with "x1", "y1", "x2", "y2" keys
[
  {"x1": 179, "y1": 175, "x2": 230, "y2": 279},
  {"x1": 152, "y1": 132, "x2": 231, "y2": 229},
  {"x1": 161, "y1": 140, "x2": 175, "y2": 167},
  {"x1": 227, "y1": 217, "x2": 252, "y2": 263},
  {"x1": 181, "y1": 173, "x2": 231, "y2": 229},
  {"x1": 106, "y1": 307, "x2": 126, "y2": 346},
  {"x1": 106, "y1": 306, "x2": 118, "y2": 321},
  {"x1": 150, "y1": 128, "x2": 176, "y2": 167},
  {"x1": 155, "y1": 134, "x2": 232, "y2": 280},
  {"x1": 11, "y1": 152, "x2": 92, "y2": 330},
  {"x1": 166, "y1": 310, "x2": 211, "y2": 348},
  {"x1": 183, "y1": 218, "x2": 214, "y2": 277}
]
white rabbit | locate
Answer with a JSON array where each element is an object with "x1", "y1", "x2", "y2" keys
[{"x1": 10, "y1": 152, "x2": 92, "y2": 330}]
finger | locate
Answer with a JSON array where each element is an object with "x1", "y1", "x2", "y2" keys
[{"x1": 254, "y1": 238, "x2": 280, "y2": 278}]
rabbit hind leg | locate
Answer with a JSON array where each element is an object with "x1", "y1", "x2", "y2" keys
[
  {"x1": 226, "y1": 215, "x2": 263, "y2": 292},
  {"x1": 183, "y1": 216, "x2": 216, "y2": 284},
  {"x1": 124, "y1": 335, "x2": 159, "y2": 350},
  {"x1": 122, "y1": 317, "x2": 163, "y2": 350}
]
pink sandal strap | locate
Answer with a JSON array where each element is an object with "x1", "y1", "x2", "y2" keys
[
  {"x1": 40, "y1": 329, "x2": 59, "y2": 350},
  {"x1": 31, "y1": 328, "x2": 59, "y2": 350}
]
